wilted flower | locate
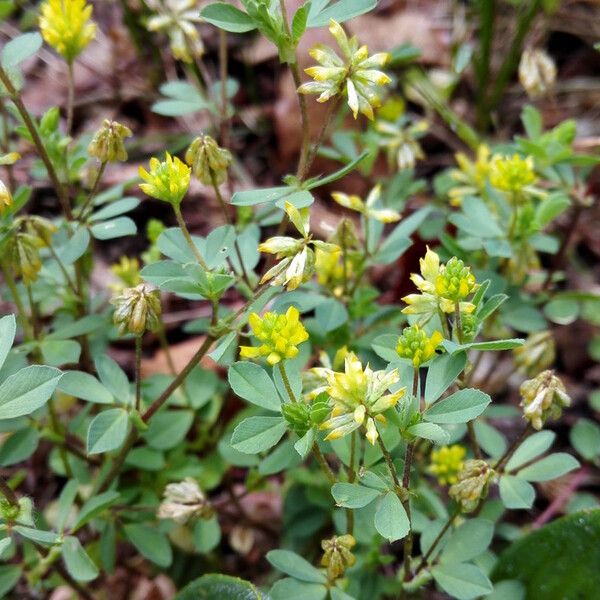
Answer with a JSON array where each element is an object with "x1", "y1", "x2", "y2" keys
[
  {"x1": 139, "y1": 152, "x2": 190, "y2": 206},
  {"x1": 319, "y1": 353, "x2": 406, "y2": 445},
  {"x1": 259, "y1": 202, "x2": 339, "y2": 291},
  {"x1": 39, "y1": 0, "x2": 96, "y2": 62},
  {"x1": 449, "y1": 459, "x2": 495, "y2": 512},
  {"x1": 22, "y1": 216, "x2": 57, "y2": 248},
  {"x1": 513, "y1": 331, "x2": 555, "y2": 377},
  {"x1": 240, "y1": 306, "x2": 309, "y2": 366},
  {"x1": 396, "y1": 325, "x2": 443, "y2": 368},
  {"x1": 185, "y1": 134, "x2": 232, "y2": 186},
  {"x1": 157, "y1": 477, "x2": 212, "y2": 524},
  {"x1": 402, "y1": 247, "x2": 478, "y2": 322},
  {"x1": 520, "y1": 370, "x2": 571, "y2": 430},
  {"x1": 88, "y1": 120, "x2": 132, "y2": 163},
  {"x1": 298, "y1": 19, "x2": 391, "y2": 120},
  {"x1": 519, "y1": 47, "x2": 556, "y2": 99},
  {"x1": 448, "y1": 144, "x2": 492, "y2": 206},
  {"x1": 376, "y1": 118, "x2": 428, "y2": 171},
  {"x1": 429, "y1": 445, "x2": 466, "y2": 486},
  {"x1": 331, "y1": 185, "x2": 400, "y2": 224},
  {"x1": 145, "y1": 0, "x2": 204, "y2": 63},
  {"x1": 321, "y1": 534, "x2": 356, "y2": 581},
  {"x1": 0, "y1": 180, "x2": 12, "y2": 215},
  {"x1": 111, "y1": 283, "x2": 162, "y2": 336},
  {"x1": 489, "y1": 154, "x2": 537, "y2": 195},
  {"x1": 6, "y1": 233, "x2": 42, "y2": 284}
]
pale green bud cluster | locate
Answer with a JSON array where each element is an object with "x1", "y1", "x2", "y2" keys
[
  {"x1": 88, "y1": 119, "x2": 132, "y2": 163},
  {"x1": 434, "y1": 257, "x2": 478, "y2": 302},
  {"x1": 111, "y1": 283, "x2": 162, "y2": 336},
  {"x1": 185, "y1": 134, "x2": 232, "y2": 185}
]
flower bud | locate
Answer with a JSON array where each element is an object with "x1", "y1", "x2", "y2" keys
[
  {"x1": 396, "y1": 324, "x2": 443, "y2": 368},
  {"x1": 0, "y1": 180, "x2": 12, "y2": 215},
  {"x1": 321, "y1": 534, "x2": 356, "y2": 581},
  {"x1": 514, "y1": 331, "x2": 556, "y2": 377},
  {"x1": 111, "y1": 283, "x2": 161, "y2": 336},
  {"x1": 282, "y1": 402, "x2": 311, "y2": 437},
  {"x1": 429, "y1": 444, "x2": 466, "y2": 486},
  {"x1": 88, "y1": 119, "x2": 132, "y2": 163},
  {"x1": 435, "y1": 256, "x2": 478, "y2": 302},
  {"x1": 157, "y1": 477, "x2": 213, "y2": 524},
  {"x1": 449, "y1": 459, "x2": 495, "y2": 512},
  {"x1": 310, "y1": 395, "x2": 331, "y2": 425},
  {"x1": 185, "y1": 134, "x2": 232, "y2": 186},
  {"x1": 519, "y1": 48, "x2": 556, "y2": 99},
  {"x1": 520, "y1": 370, "x2": 571, "y2": 430}
]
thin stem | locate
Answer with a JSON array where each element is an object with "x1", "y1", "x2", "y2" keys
[
  {"x1": 346, "y1": 431, "x2": 357, "y2": 535},
  {"x1": 376, "y1": 434, "x2": 401, "y2": 489},
  {"x1": 454, "y1": 301, "x2": 463, "y2": 344},
  {"x1": 414, "y1": 507, "x2": 460, "y2": 573},
  {"x1": 312, "y1": 441, "x2": 336, "y2": 485},
  {"x1": 66, "y1": 61, "x2": 75, "y2": 137},
  {"x1": 0, "y1": 261, "x2": 33, "y2": 340},
  {"x1": 475, "y1": 0, "x2": 495, "y2": 129},
  {"x1": 219, "y1": 29, "x2": 230, "y2": 149},
  {"x1": 437, "y1": 307, "x2": 451, "y2": 340},
  {"x1": 173, "y1": 204, "x2": 209, "y2": 270},
  {"x1": 0, "y1": 66, "x2": 72, "y2": 219},
  {"x1": 79, "y1": 160, "x2": 107, "y2": 220},
  {"x1": 495, "y1": 423, "x2": 532, "y2": 473},
  {"x1": 46, "y1": 244, "x2": 79, "y2": 296},
  {"x1": 0, "y1": 475, "x2": 18, "y2": 507},
  {"x1": 278, "y1": 361, "x2": 298, "y2": 403},
  {"x1": 134, "y1": 335, "x2": 142, "y2": 412},
  {"x1": 467, "y1": 421, "x2": 482, "y2": 459}
]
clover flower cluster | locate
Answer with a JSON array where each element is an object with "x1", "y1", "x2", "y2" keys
[
  {"x1": 520, "y1": 370, "x2": 571, "y2": 431},
  {"x1": 429, "y1": 445, "x2": 466, "y2": 486},
  {"x1": 396, "y1": 324, "x2": 443, "y2": 368}
]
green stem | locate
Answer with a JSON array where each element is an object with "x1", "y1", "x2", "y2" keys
[
  {"x1": 219, "y1": 29, "x2": 230, "y2": 150},
  {"x1": 0, "y1": 261, "x2": 33, "y2": 339},
  {"x1": 79, "y1": 160, "x2": 107, "y2": 220},
  {"x1": 346, "y1": 431, "x2": 357, "y2": 535},
  {"x1": 414, "y1": 507, "x2": 460, "y2": 574},
  {"x1": 66, "y1": 61, "x2": 75, "y2": 137},
  {"x1": 312, "y1": 441, "x2": 336, "y2": 485},
  {"x1": 495, "y1": 423, "x2": 532, "y2": 473},
  {"x1": 475, "y1": 0, "x2": 496, "y2": 129},
  {"x1": 454, "y1": 301, "x2": 463, "y2": 344},
  {"x1": 134, "y1": 335, "x2": 142, "y2": 412},
  {"x1": 278, "y1": 361, "x2": 298, "y2": 404},
  {"x1": 0, "y1": 475, "x2": 18, "y2": 507},
  {"x1": 173, "y1": 204, "x2": 209, "y2": 270},
  {"x1": 47, "y1": 244, "x2": 79, "y2": 297}
]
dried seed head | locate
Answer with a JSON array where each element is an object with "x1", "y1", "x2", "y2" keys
[
  {"x1": 185, "y1": 134, "x2": 232, "y2": 185},
  {"x1": 111, "y1": 283, "x2": 161, "y2": 336},
  {"x1": 88, "y1": 120, "x2": 133, "y2": 163}
]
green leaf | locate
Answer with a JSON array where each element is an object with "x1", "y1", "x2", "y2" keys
[
  {"x1": 0, "y1": 365, "x2": 62, "y2": 420},
  {"x1": 0, "y1": 565, "x2": 21, "y2": 598},
  {"x1": 0, "y1": 428, "x2": 39, "y2": 466},
  {"x1": 371, "y1": 334, "x2": 399, "y2": 362},
  {"x1": 39, "y1": 339, "x2": 81, "y2": 366},
  {"x1": 56, "y1": 480, "x2": 79, "y2": 533},
  {"x1": 124, "y1": 524, "x2": 172, "y2": 568},
  {"x1": 570, "y1": 419, "x2": 600, "y2": 460},
  {"x1": 407, "y1": 422, "x2": 450, "y2": 444},
  {"x1": 444, "y1": 339, "x2": 525, "y2": 353},
  {"x1": 175, "y1": 574, "x2": 265, "y2": 600},
  {"x1": 89, "y1": 197, "x2": 140, "y2": 222},
  {"x1": 374, "y1": 492, "x2": 410, "y2": 542},
  {"x1": 57, "y1": 227, "x2": 90, "y2": 264},
  {"x1": 14, "y1": 526, "x2": 60, "y2": 544},
  {"x1": 270, "y1": 578, "x2": 327, "y2": 600},
  {"x1": 1, "y1": 32, "x2": 42, "y2": 68},
  {"x1": 86, "y1": 408, "x2": 129, "y2": 455},
  {"x1": 231, "y1": 416, "x2": 287, "y2": 454},
  {"x1": 544, "y1": 297, "x2": 579, "y2": 325},
  {"x1": 94, "y1": 355, "x2": 130, "y2": 402},
  {"x1": 432, "y1": 563, "x2": 493, "y2": 600},
  {"x1": 492, "y1": 511, "x2": 600, "y2": 599},
  {"x1": 474, "y1": 420, "x2": 507, "y2": 458},
  {"x1": 305, "y1": 151, "x2": 370, "y2": 190},
  {"x1": 505, "y1": 430, "x2": 555, "y2": 471},
  {"x1": 331, "y1": 482, "x2": 380, "y2": 508},
  {"x1": 144, "y1": 410, "x2": 194, "y2": 450},
  {"x1": 228, "y1": 362, "x2": 280, "y2": 411},
  {"x1": 61, "y1": 536, "x2": 99, "y2": 582},
  {"x1": 499, "y1": 475, "x2": 535, "y2": 509},
  {"x1": 0, "y1": 314, "x2": 16, "y2": 371},
  {"x1": 424, "y1": 352, "x2": 467, "y2": 405},
  {"x1": 267, "y1": 549, "x2": 327, "y2": 583},
  {"x1": 315, "y1": 298, "x2": 348, "y2": 332},
  {"x1": 535, "y1": 192, "x2": 570, "y2": 227},
  {"x1": 90, "y1": 217, "x2": 136, "y2": 240},
  {"x1": 72, "y1": 491, "x2": 120, "y2": 533},
  {"x1": 517, "y1": 453, "x2": 579, "y2": 482},
  {"x1": 424, "y1": 389, "x2": 491, "y2": 424},
  {"x1": 193, "y1": 516, "x2": 221, "y2": 553},
  {"x1": 486, "y1": 580, "x2": 525, "y2": 600},
  {"x1": 291, "y1": 4, "x2": 309, "y2": 42},
  {"x1": 307, "y1": 0, "x2": 377, "y2": 27},
  {"x1": 440, "y1": 519, "x2": 494, "y2": 563},
  {"x1": 259, "y1": 439, "x2": 302, "y2": 475},
  {"x1": 200, "y1": 3, "x2": 257, "y2": 32},
  {"x1": 58, "y1": 371, "x2": 113, "y2": 404}
]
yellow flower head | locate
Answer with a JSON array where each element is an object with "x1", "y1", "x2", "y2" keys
[
  {"x1": 448, "y1": 144, "x2": 491, "y2": 206},
  {"x1": 0, "y1": 180, "x2": 12, "y2": 215},
  {"x1": 331, "y1": 185, "x2": 400, "y2": 223},
  {"x1": 320, "y1": 353, "x2": 406, "y2": 445},
  {"x1": 139, "y1": 152, "x2": 190, "y2": 206},
  {"x1": 110, "y1": 256, "x2": 142, "y2": 292},
  {"x1": 489, "y1": 154, "x2": 536, "y2": 194},
  {"x1": 402, "y1": 248, "x2": 478, "y2": 321},
  {"x1": 240, "y1": 306, "x2": 309, "y2": 366},
  {"x1": 298, "y1": 19, "x2": 391, "y2": 120},
  {"x1": 39, "y1": 0, "x2": 96, "y2": 62},
  {"x1": 429, "y1": 445, "x2": 466, "y2": 486},
  {"x1": 396, "y1": 325, "x2": 443, "y2": 368}
]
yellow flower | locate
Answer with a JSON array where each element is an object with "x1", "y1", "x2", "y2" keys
[
  {"x1": 139, "y1": 152, "x2": 190, "y2": 206},
  {"x1": 396, "y1": 325, "x2": 443, "y2": 368},
  {"x1": 298, "y1": 19, "x2": 391, "y2": 120},
  {"x1": 110, "y1": 256, "x2": 142, "y2": 292},
  {"x1": 319, "y1": 353, "x2": 406, "y2": 445},
  {"x1": 0, "y1": 180, "x2": 12, "y2": 215},
  {"x1": 402, "y1": 247, "x2": 478, "y2": 322},
  {"x1": 489, "y1": 154, "x2": 536, "y2": 194},
  {"x1": 429, "y1": 445, "x2": 466, "y2": 486},
  {"x1": 448, "y1": 144, "x2": 492, "y2": 206},
  {"x1": 240, "y1": 306, "x2": 309, "y2": 366},
  {"x1": 331, "y1": 185, "x2": 400, "y2": 223},
  {"x1": 39, "y1": 0, "x2": 96, "y2": 62}
]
